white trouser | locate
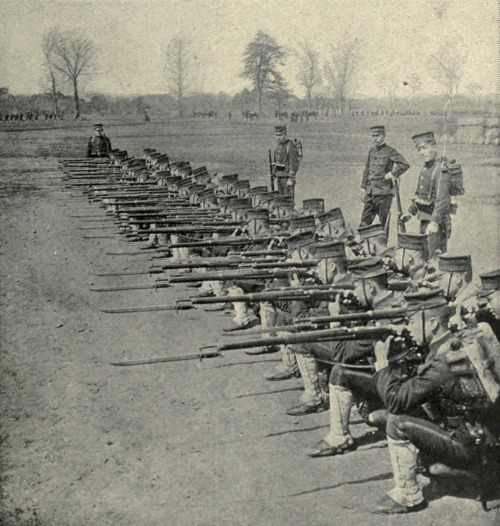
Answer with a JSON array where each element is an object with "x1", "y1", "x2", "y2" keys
[
  {"x1": 386, "y1": 438, "x2": 425, "y2": 507},
  {"x1": 324, "y1": 385, "x2": 354, "y2": 447}
]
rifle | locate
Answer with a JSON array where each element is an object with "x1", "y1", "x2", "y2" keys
[
  {"x1": 190, "y1": 284, "x2": 353, "y2": 304},
  {"x1": 297, "y1": 307, "x2": 408, "y2": 325},
  {"x1": 160, "y1": 256, "x2": 283, "y2": 270},
  {"x1": 393, "y1": 178, "x2": 407, "y2": 234},
  {"x1": 217, "y1": 325, "x2": 396, "y2": 352},
  {"x1": 225, "y1": 307, "x2": 409, "y2": 337},
  {"x1": 167, "y1": 268, "x2": 310, "y2": 283},
  {"x1": 269, "y1": 149, "x2": 276, "y2": 192},
  {"x1": 167, "y1": 235, "x2": 285, "y2": 249},
  {"x1": 110, "y1": 326, "x2": 404, "y2": 365}
]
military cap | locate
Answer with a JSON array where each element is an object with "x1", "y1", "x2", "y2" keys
[
  {"x1": 143, "y1": 148, "x2": 156, "y2": 154},
  {"x1": 314, "y1": 241, "x2": 346, "y2": 259},
  {"x1": 155, "y1": 170, "x2": 170, "y2": 178},
  {"x1": 200, "y1": 188, "x2": 216, "y2": 200},
  {"x1": 302, "y1": 199, "x2": 325, "y2": 215},
  {"x1": 398, "y1": 233, "x2": 428, "y2": 252},
  {"x1": 438, "y1": 254, "x2": 472, "y2": 273},
  {"x1": 194, "y1": 172, "x2": 211, "y2": 184},
  {"x1": 404, "y1": 287, "x2": 448, "y2": 309},
  {"x1": 233, "y1": 180, "x2": 251, "y2": 190},
  {"x1": 347, "y1": 257, "x2": 384, "y2": 277},
  {"x1": 258, "y1": 191, "x2": 279, "y2": 204},
  {"x1": 249, "y1": 186, "x2": 269, "y2": 195},
  {"x1": 193, "y1": 166, "x2": 209, "y2": 176},
  {"x1": 272, "y1": 195, "x2": 295, "y2": 207},
  {"x1": 165, "y1": 175, "x2": 182, "y2": 186},
  {"x1": 185, "y1": 183, "x2": 206, "y2": 195},
  {"x1": 360, "y1": 268, "x2": 388, "y2": 284},
  {"x1": 274, "y1": 125, "x2": 287, "y2": 133},
  {"x1": 110, "y1": 148, "x2": 120, "y2": 154},
  {"x1": 220, "y1": 174, "x2": 239, "y2": 184},
  {"x1": 387, "y1": 279, "x2": 411, "y2": 292},
  {"x1": 229, "y1": 197, "x2": 252, "y2": 210},
  {"x1": 412, "y1": 131, "x2": 436, "y2": 147},
  {"x1": 217, "y1": 196, "x2": 231, "y2": 207},
  {"x1": 358, "y1": 223, "x2": 385, "y2": 241},
  {"x1": 289, "y1": 215, "x2": 316, "y2": 232},
  {"x1": 176, "y1": 178, "x2": 195, "y2": 189},
  {"x1": 246, "y1": 208, "x2": 269, "y2": 221},
  {"x1": 287, "y1": 231, "x2": 315, "y2": 251},
  {"x1": 150, "y1": 152, "x2": 162, "y2": 158},
  {"x1": 93, "y1": 123, "x2": 104, "y2": 128},
  {"x1": 479, "y1": 269, "x2": 500, "y2": 292},
  {"x1": 370, "y1": 125, "x2": 385, "y2": 134},
  {"x1": 317, "y1": 208, "x2": 345, "y2": 226}
]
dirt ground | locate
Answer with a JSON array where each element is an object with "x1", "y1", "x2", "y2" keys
[{"x1": 0, "y1": 119, "x2": 499, "y2": 525}]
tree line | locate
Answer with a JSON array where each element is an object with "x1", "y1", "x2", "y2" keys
[{"x1": 0, "y1": 27, "x2": 490, "y2": 120}]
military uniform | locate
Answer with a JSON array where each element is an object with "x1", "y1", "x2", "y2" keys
[
  {"x1": 373, "y1": 291, "x2": 500, "y2": 514},
  {"x1": 273, "y1": 125, "x2": 300, "y2": 197},
  {"x1": 87, "y1": 124, "x2": 112, "y2": 158},
  {"x1": 409, "y1": 132, "x2": 453, "y2": 258},
  {"x1": 360, "y1": 126, "x2": 409, "y2": 228}
]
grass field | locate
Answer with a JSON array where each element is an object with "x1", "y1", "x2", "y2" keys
[{"x1": 0, "y1": 117, "x2": 499, "y2": 526}]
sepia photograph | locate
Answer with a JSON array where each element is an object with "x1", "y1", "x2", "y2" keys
[{"x1": 0, "y1": 0, "x2": 499, "y2": 524}]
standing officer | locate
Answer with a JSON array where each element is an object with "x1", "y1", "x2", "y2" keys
[
  {"x1": 87, "y1": 123, "x2": 112, "y2": 158},
  {"x1": 360, "y1": 125, "x2": 409, "y2": 230},
  {"x1": 272, "y1": 125, "x2": 300, "y2": 198},
  {"x1": 406, "y1": 131, "x2": 454, "y2": 258}
]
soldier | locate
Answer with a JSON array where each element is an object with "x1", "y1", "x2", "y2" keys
[
  {"x1": 405, "y1": 131, "x2": 455, "y2": 258},
  {"x1": 86, "y1": 123, "x2": 112, "y2": 158},
  {"x1": 372, "y1": 290, "x2": 500, "y2": 514},
  {"x1": 272, "y1": 125, "x2": 300, "y2": 198},
  {"x1": 360, "y1": 125, "x2": 409, "y2": 230}
]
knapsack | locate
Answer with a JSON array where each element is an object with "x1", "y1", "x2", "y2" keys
[
  {"x1": 292, "y1": 138, "x2": 303, "y2": 161},
  {"x1": 443, "y1": 159, "x2": 464, "y2": 197}
]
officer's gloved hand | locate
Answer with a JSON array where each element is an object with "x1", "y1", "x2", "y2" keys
[{"x1": 425, "y1": 222, "x2": 439, "y2": 235}]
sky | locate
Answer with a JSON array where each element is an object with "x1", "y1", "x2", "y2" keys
[{"x1": 0, "y1": 0, "x2": 498, "y2": 98}]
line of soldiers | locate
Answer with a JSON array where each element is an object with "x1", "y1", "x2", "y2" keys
[{"x1": 70, "y1": 132, "x2": 498, "y2": 516}]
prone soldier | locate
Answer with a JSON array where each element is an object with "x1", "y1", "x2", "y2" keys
[{"x1": 372, "y1": 290, "x2": 500, "y2": 514}]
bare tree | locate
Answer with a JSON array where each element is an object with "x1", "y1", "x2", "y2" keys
[
  {"x1": 428, "y1": 35, "x2": 468, "y2": 102},
  {"x1": 324, "y1": 34, "x2": 362, "y2": 116},
  {"x1": 50, "y1": 30, "x2": 96, "y2": 119},
  {"x1": 241, "y1": 31, "x2": 286, "y2": 113},
  {"x1": 41, "y1": 30, "x2": 62, "y2": 116},
  {"x1": 166, "y1": 38, "x2": 194, "y2": 118},
  {"x1": 295, "y1": 40, "x2": 322, "y2": 110}
]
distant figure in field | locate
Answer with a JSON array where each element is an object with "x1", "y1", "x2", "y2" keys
[
  {"x1": 144, "y1": 112, "x2": 150, "y2": 122},
  {"x1": 228, "y1": 110, "x2": 232, "y2": 121},
  {"x1": 86, "y1": 123, "x2": 112, "y2": 158},
  {"x1": 359, "y1": 125, "x2": 409, "y2": 230}
]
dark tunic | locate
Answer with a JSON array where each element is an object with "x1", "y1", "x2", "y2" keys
[
  {"x1": 87, "y1": 135, "x2": 112, "y2": 158},
  {"x1": 361, "y1": 143, "x2": 409, "y2": 196}
]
